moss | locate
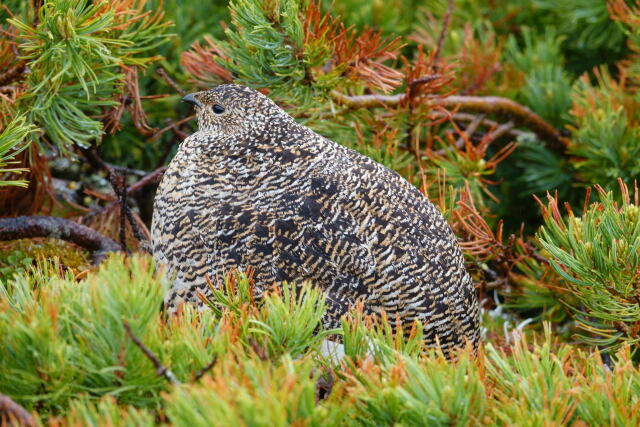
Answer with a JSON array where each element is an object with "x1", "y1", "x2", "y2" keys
[{"x1": 0, "y1": 238, "x2": 90, "y2": 282}]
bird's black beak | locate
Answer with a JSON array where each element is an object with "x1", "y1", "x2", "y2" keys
[{"x1": 182, "y1": 92, "x2": 201, "y2": 108}]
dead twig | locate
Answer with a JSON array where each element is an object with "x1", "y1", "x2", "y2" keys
[
  {"x1": 433, "y1": 111, "x2": 526, "y2": 139},
  {"x1": 156, "y1": 67, "x2": 186, "y2": 96},
  {"x1": 247, "y1": 337, "x2": 269, "y2": 361},
  {"x1": 80, "y1": 167, "x2": 166, "y2": 215},
  {"x1": 80, "y1": 167, "x2": 165, "y2": 248},
  {"x1": 193, "y1": 356, "x2": 218, "y2": 382},
  {"x1": 116, "y1": 173, "x2": 128, "y2": 252},
  {"x1": 123, "y1": 321, "x2": 180, "y2": 385},
  {"x1": 106, "y1": 162, "x2": 147, "y2": 177},
  {"x1": 433, "y1": 0, "x2": 454, "y2": 64},
  {"x1": 408, "y1": 74, "x2": 444, "y2": 91},
  {"x1": 128, "y1": 167, "x2": 167, "y2": 195},
  {"x1": 0, "y1": 216, "x2": 121, "y2": 264},
  {"x1": 0, "y1": 393, "x2": 36, "y2": 427},
  {"x1": 315, "y1": 369, "x2": 334, "y2": 403},
  {"x1": 455, "y1": 113, "x2": 484, "y2": 148},
  {"x1": 440, "y1": 95, "x2": 565, "y2": 149},
  {"x1": 0, "y1": 61, "x2": 27, "y2": 86},
  {"x1": 150, "y1": 117, "x2": 193, "y2": 169},
  {"x1": 78, "y1": 146, "x2": 152, "y2": 249},
  {"x1": 487, "y1": 120, "x2": 515, "y2": 142},
  {"x1": 150, "y1": 115, "x2": 195, "y2": 142},
  {"x1": 107, "y1": 170, "x2": 147, "y2": 250},
  {"x1": 78, "y1": 145, "x2": 114, "y2": 177},
  {"x1": 0, "y1": 85, "x2": 20, "y2": 94}
]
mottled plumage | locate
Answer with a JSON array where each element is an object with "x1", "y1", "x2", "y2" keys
[{"x1": 152, "y1": 84, "x2": 479, "y2": 354}]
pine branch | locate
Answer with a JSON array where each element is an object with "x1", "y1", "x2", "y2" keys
[
  {"x1": 0, "y1": 216, "x2": 121, "y2": 264},
  {"x1": 330, "y1": 91, "x2": 566, "y2": 150},
  {"x1": 330, "y1": 90, "x2": 404, "y2": 108},
  {"x1": 0, "y1": 393, "x2": 36, "y2": 427}
]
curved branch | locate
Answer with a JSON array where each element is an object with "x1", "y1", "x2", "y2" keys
[
  {"x1": 440, "y1": 96, "x2": 565, "y2": 150},
  {"x1": 128, "y1": 167, "x2": 167, "y2": 195},
  {"x1": 330, "y1": 91, "x2": 567, "y2": 151},
  {"x1": 0, "y1": 216, "x2": 121, "y2": 264},
  {"x1": 0, "y1": 393, "x2": 36, "y2": 427}
]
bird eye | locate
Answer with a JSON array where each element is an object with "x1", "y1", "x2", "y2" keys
[{"x1": 212, "y1": 104, "x2": 225, "y2": 114}]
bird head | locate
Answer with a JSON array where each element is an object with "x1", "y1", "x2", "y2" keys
[{"x1": 182, "y1": 84, "x2": 292, "y2": 137}]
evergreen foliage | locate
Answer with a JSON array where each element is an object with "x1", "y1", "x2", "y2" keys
[
  {"x1": 0, "y1": 116, "x2": 36, "y2": 186},
  {"x1": 0, "y1": 256, "x2": 639, "y2": 425},
  {"x1": 5, "y1": 0, "x2": 172, "y2": 155},
  {"x1": 537, "y1": 182, "x2": 640, "y2": 352}
]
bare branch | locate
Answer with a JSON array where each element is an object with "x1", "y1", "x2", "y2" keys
[
  {"x1": 123, "y1": 321, "x2": 180, "y2": 385},
  {"x1": 107, "y1": 171, "x2": 147, "y2": 250},
  {"x1": 116, "y1": 173, "x2": 128, "y2": 252},
  {"x1": 432, "y1": 111, "x2": 526, "y2": 139},
  {"x1": 247, "y1": 337, "x2": 269, "y2": 361},
  {"x1": 487, "y1": 120, "x2": 515, "y2": 142},
  {"x1": 433, "y1": 0, "x2": 454, "y2": 64},
  {"x1": 440, "y1": 95, "x2": 565, "y2": 149},
  {"x1": 455, "y1": 113, "x2": 484, "y2": 147},
  {"x1": 193, "y1": 356, "x2": 218, "y2": 382},
  {"x1": 78, "y1": 145, "x2": 115, "y2": 177},
  {"x1": 0, "y1": 61, "x2": 27, "y2": 86},
  {"x1": 0, "y1": 216, "x2": 121, "y2": 264},
  {"x1": 150, "y1": 115, "x2": 194, "y2": 142},
  {"x1": 106, "y1": 163, "x2": 148, "y2": 178},
  {"x1": 156, "y1": 67, "x2": 186, "y2": 96},
  {"x1": 408, "y1": 74, "x2": 444, "y2": 91},
  {"x1": 0, "y1": 393, "x2": 36, "y2": 427},
  {"x1": 330, "y1": 90, "x2": 404, "y2": 108},
  {"x1": 78, "y1": 146, "x2": 155, "y2": 249},
  {"x1": 330, "y1": 91, "x2": 566, "y2": 150},
  {"x1": 128, "y1": 167, "x2": 167, "y2": 195}
]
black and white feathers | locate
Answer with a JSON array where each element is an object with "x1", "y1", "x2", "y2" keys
[{"x1": 151, "y1": 84, "x2": 479, "y2": 354}]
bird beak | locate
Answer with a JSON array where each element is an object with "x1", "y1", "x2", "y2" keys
[{"x1": 182, "y1": 92, "x2": 201, "y2": 108}]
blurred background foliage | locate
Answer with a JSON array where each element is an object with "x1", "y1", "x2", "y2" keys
[{"x1": 1, "y1": 0, "x2": 640, "y2": 424}]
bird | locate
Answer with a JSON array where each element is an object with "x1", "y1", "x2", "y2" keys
[{"x1": 151, "y1": 84, "x2": 479, "y2": 355}]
